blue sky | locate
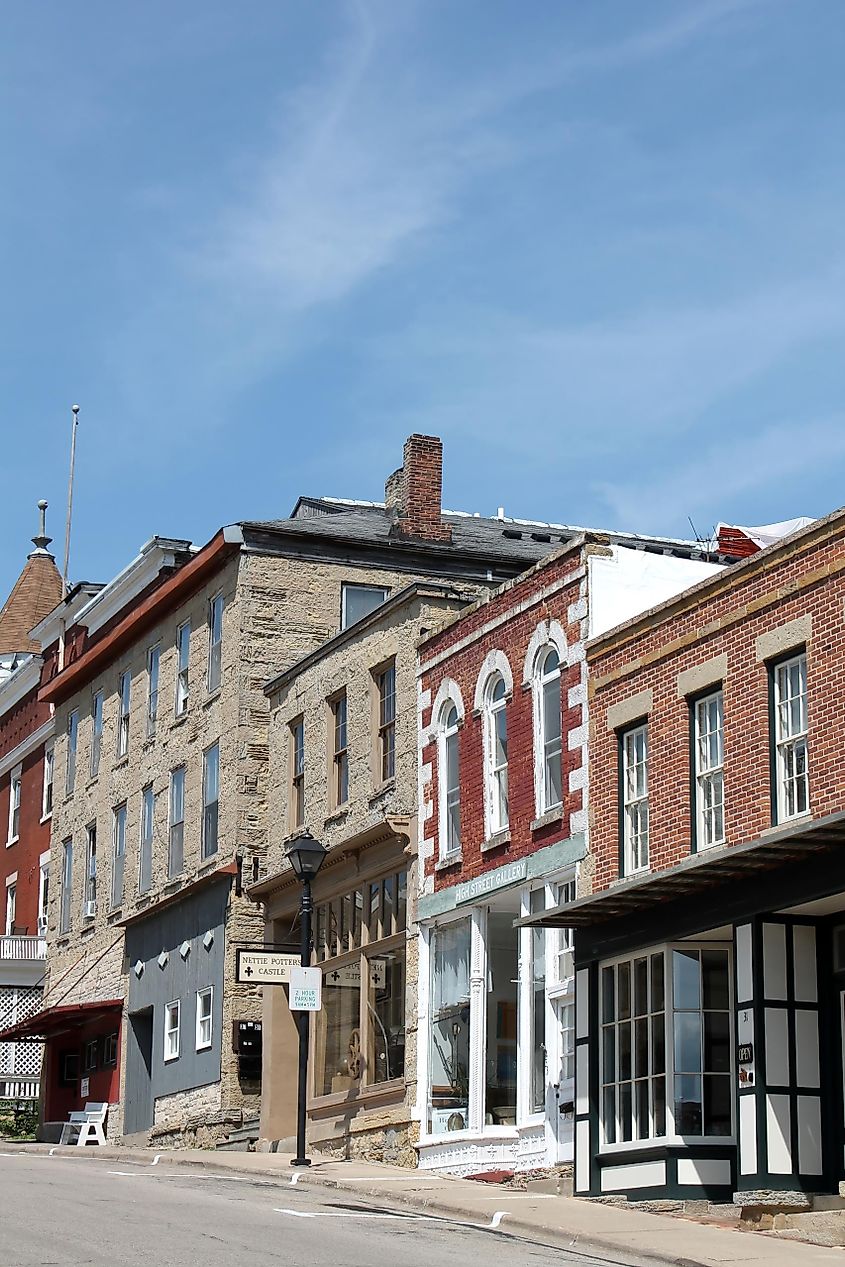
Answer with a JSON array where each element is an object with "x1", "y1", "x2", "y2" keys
[{"x1": 1, "y1": 0, "x2": 843, "y2": 601}]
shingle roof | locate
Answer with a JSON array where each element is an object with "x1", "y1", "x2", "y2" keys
[
  {"x1": 0, "y1": 551, "x2": 63, "y2": 655},
  {"x1": 246, "y1": 499, "x2": 711, "y2": 566}
]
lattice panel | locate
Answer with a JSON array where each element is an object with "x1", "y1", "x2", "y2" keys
[{"x1": 12, "y1": 1042, "x2": 42, "y2": 1078}]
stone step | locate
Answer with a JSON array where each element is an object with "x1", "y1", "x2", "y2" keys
[
  {"x1": 215, "y1": 1139, "x2": 253, "y2": 1152},
  {"x1": 215, "y1": 1118, "x2": 260, "y2": 1150},
  {"x1": 782, "y1": 1211, "x2": 845, "y2": 1248}
]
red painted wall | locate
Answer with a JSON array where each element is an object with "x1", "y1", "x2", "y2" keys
[
  {"x1": 0, "y1": 681, "x2": 52, "y2": 934},
  {"x1": 44, "y1": 1019, "x2": 121, "y2": 1123},
  {"x1": 419, "y1": 549, "x2": 586, "y2": 892}
]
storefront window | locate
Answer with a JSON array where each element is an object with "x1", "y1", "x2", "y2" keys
[
  {"x1": 429, "y1": 919, "x2": 471, "y2": 1133},
  {"x1": 485, "y1": 912, "x2": 518, "y2": 1126},
  {"x1": 673, "y1": 948, "x2": 731, "y2": 1137},
  {"x1": 601, "y1": 952, "x2": 666, "y2": 1144},
  {"x1": 312, "y1": 870, "x2": 407, "y2": 1099},
  {"x1": 530, "y1": 889, "x2": 547, "y2": 1113}
]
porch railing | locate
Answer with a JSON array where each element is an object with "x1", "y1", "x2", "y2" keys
[
  {"x1": 0, "y1": 1078, "x2": 40, "y2": 1100},
  {"x1": 0, "y1": 936, "x2": 46, "y2": 962}
]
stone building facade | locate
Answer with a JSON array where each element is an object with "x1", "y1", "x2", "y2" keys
[
  {"x1": 529, "y1": 506, "x2": 845, "y2": 1207},
  {"x1": 253, "y1": 583, "x2": 473, "y2": 1164}
]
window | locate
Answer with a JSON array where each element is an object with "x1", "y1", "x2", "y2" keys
[
  {"x1": 599, "y1": 947, "x2": 731, "y2": 1146},
  {"x1": 60, "y1": 838, "x2": 73, "y2": 934},
  {"x1": 164, "y1": 1000, "x2": 181, "y2": 1061},
  {"x1": 66, "y1": 710, "x2": 79, "y2": 794},
  {"x1": 90, "y1": 691, "x2": 103, "y2": 777},
  {"x1": 484, "y1": 674, "x2": 509, "y2": 835},
  {"x1": 38, "y1": 860, "x2": 49, "y2": 934},
  {"x1": 104, "y1": 1032, "x2": 118, "y2": 1066},
  {"x1": 529, "y1": 888, "x2": 547, "y2": 1113},
  {"x1": 139, "y1": 785, "x2": 154, "y2": 894},
  {"x1": 601, "y1": 952, "x2": 666, "y2": 1144},
  {"x1": 207, "y1": 594, "x2": 223, "y2": 693},
  {"x1": 313, "y1": 873, "x2": 407, "y2": 1097},
  {"x1": 342, "y1": 583, "x2": 389, "y2": 629},
  {"x1": 5, "y1": 882, "x2": 16, "y2": 936},
  {"x1": 331, "y1": 693, "x2": 349, "y2": 808},
  {"x1": 428, "y1": 919, "x2": 471, "y2": 1133},
  {"x1": 147, "y1": 644, "x2": 160, "y2": 738},
  {"x1": 7, "y1": 765, "x2": 21, "y2": 843},
  {"x1": 202, "y1": 742, "x2": 219, "y2": 859},
  {"x1": 196, "y1": 987, "x2": 213, "y2": 1050},
  {"x1": 84, "y1": 1038, "x2": 98, "y2": 1073},
  {"x1": 84, "y1": 823, "x2": 97, "y2": 917},
  {"x1": 168, "y1": 767, "x2": 185, "y2": 878},
  {"x1": 117, "y1": 671, "x2": 131, "y2": 758},
  {"x1": 438, "y1": 704, "x2": 461, "y2": 858},
  {"x1": 536, "y1": 648, "x2": 562, "y2": 814},
  {"x1": 42, "y1": 743, "x2": 54, "y2": 819},
  {"x1": 555, "y1": 878, "x2": 576, "y2": 984},
  {"x1": 622, "y1": 723, "x2": 649, "y2": 874},
  {"x1": 290, "y1": 718, "x2": 305, "y2": 828},
  {"x1": 175, "y1": 620, "x2": 190, "y2": 716},
  {"x1": 376, "y1": 664, "x2": 396, "y2": 783},
  {"x1": 111, "y1": 804, "x2": 126, "y2": 908},
  {"x1": 694, "y1": 691, "x2": 724, "y2": 849},
  {"x1": 773, "y1": 652, "x2": 809, "y2": 822}
]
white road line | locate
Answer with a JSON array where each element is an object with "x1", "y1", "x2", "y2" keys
[
  {"x1": 273, "y1": 1208, "x2": 433, "y2": 1221},
  {"x1": 488, "y1": 1211, "x2": 507, "y2": 1229},
  {"x1": 289, "y1": 1171, "x2": 302, "y2": 1185},
  {"x1": 150, "y1": 1154, "x2": 161, "y2": 1166}
]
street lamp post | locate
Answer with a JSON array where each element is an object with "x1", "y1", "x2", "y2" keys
[{"x1": 285, "y1": 830, "x2": 328, "y2": 1168}]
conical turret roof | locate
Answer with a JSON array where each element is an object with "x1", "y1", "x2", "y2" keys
[{"x1": 0, "y1": 502, "x2": 63, "y2": 656}]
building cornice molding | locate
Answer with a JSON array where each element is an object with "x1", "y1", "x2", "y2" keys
[{"x1": 0, "y1": 718, "x2": 53, "y2": 780}]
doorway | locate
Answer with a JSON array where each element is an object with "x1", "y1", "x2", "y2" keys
[{"x1": 124, "y1": 1008, "x2": 154, "y2": 1135}]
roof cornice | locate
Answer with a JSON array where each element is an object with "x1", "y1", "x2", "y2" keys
[
  {"x1": 74, "y1": 537, "x2": 194, "y2": 636},
  {"x1": 0, "y1": 656, "x2": 42, "y2": 716}
]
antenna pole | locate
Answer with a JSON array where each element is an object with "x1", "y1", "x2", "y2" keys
[{"x1": 62, "y1": 404, "x2": 80, "y2": 599}]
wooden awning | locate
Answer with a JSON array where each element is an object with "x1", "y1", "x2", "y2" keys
[{"x1": 0, "y1": 999, "x2": 122, "y2": 1043}]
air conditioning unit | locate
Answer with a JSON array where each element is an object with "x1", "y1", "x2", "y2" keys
[{"x1": 83, "y1": 900, "x2": 96, "y2": 920}]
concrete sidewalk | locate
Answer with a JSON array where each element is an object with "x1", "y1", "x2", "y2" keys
[{"x1": 2, "y1": 1141, "x2": 842, "y2": 1267}]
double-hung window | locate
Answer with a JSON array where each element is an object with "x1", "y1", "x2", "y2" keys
[
  {"x1": 202, "y1": 742, "x2": 219, "y2": 859},
  {"x1": 117, "y1": 671, "x2": 131, "y2": 758},
  {"x1": 5, "y1": 881, "x2": 16, "y2": 936},
  {"x1": 42, "y1": 743, "x2": 54, "y2": 819},
  {"x1": 438, "y1": 704, "x2": 461, "y2": 858},
  {"x1": 175, "y1": 621, "x2": 190, "y2": 716},
  {"x1": 7, "y1": 765, "x2": 21, "y2": 844},
  {"x1": 139, "y1": 785, "x2": 154, "y2": 894},
  {"x1": 376, "y1": 664, "x2": 396, "y2": 782},
  {"x1": 331, "y1": 692, "x2": 349, "y2": 808},
  {"x1": 111, "y1": 804, "x2": 126, "y2": 908},
  {"x1": 164, "y1": 1000, "x2": 180, "y2": 1061},
  {"x1": 196, "y1": 987, "x2": 213, "y2": 1051},
  {"x1": 207, "y1": 594, "x2": 223, "y2": 693},
  {"x1": 168, "y1": 767, "x2": 185, "y2": 878},
  {"x1": 67, "y1": 710, "x2": 79, "y2": 795},
  {"x1": 290, "y1": 718, "x2": 305, "y2": 828},
  {"x1": 84, "y1": 823, "x2": 97, "y2": 918},
  {"x1": 694, "y1": 691, "x2": 724, "y2": 849},
  {"x1": 773, "y1": 652, "x2": 809, "y2": 822},
  {"x1": 147, "y1": 644, "x2": 160, "y2": 738},
  {"x1": 90, "y1": 692, "x2": 103, "y2": 777},
  {"x1": 536, "y1": 648, "x2": 562, "y2": 814},
  {"x1": 60, "y1": 838, "x2": 73, "y2": 934},
  {"x1": 622, "y1": 723, "x2": 649, "y2": 874},
  {"x1": 38, "y1": 860, "x2": 49, "y2": 934},
  {"x1": 484, "y1": 674, "x2": 509, "y2": 834}
]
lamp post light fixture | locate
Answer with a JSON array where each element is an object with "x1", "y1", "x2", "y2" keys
[{"x1": 285, "y1": 830, "x2": 328, "y2": 1167}]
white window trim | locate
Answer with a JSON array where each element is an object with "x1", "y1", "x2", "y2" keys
[
  {"x1": 41, "y1": 742, "x2": 54, "y2": 823},
  {"x1": 5, "y1": 874, "x2": 17, "y2": 937},
  {"x1": 773, "y1": 651, "x2": 809, "y2": 824},
  {"x1": 38, "y1": 854, "x2": 49, "y2": 934},
  {"x1": 164, "y1": 999, "x2": 181, "y2": 1062},
  {"x1": 202, "y1": 742, "x2": 220, "y2": 859},
  {"x1": 139, "y1": 785, "x2": 154, "y2": 893},
  {"x1": 622, "y1": 722, "x2": 649, "y2": 876},
  {"x1": 482, "y1": 673, "x2": 510, "y2": 838},
  {"x1": 196, "y1": 987, "x2": 213, "y2": 1051},
  {"x1": 437, "y1": 703, "x2": 462, "y2": 863},
  {"x1": 694, "y1": 690, "x2": 725, "y2": 850},
  {"x1": 597, "y1": 940, "x2": 735, "y2": 1156},
  {"x1": 116, "y1": 671, "x2": 131, "y2": 758},
  {"x1": 6, "y1": 763, "x2": 22, "y2": 845},
  {"x1": 341, "y1": 583, "x2": 389, "y2": 630},
  {"x1": 146, "y1": 643, "x2": 161, "y2": 739},
  {"x1": 533, "y1": 647, "x2": 563, "y2": 818},
  {"x1": 175, "y1": 621, "x2": 191, "y2": 717}
]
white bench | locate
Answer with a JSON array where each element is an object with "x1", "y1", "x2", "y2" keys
[{"x1": 59, "y1": 1101, "x2": 108, "y2": 1147}]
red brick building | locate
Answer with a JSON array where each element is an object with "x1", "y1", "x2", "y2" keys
[
  {"x1": 533, "y1": 508, "x2": 845, "y2": 1205},
  {"x1": 414, "y1": 533, "x2": 721, "y2": 1174},
  {"x1": 0, "y1": 506, "x2": 63, "y2": 1100}
]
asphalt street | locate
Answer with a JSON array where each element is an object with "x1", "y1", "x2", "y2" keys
[{"x1": 0, "y1": 1153, "x2": 624, "y2": 1267}]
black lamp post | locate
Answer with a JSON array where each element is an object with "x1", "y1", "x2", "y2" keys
[{"x1": 285, "y1": 830, "x2": 327, "y2": 1167}]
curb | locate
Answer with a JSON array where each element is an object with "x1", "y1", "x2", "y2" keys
[{"x1": 0, "y1": 1142, "x2": 775, "y2": 1267}]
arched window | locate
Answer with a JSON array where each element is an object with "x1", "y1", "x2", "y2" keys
[
  {"x1": 439, "y1": 703, "x2": 461, "y2": 858},
  {"x1": 484, "y1": 674, "x2": 509, "y2": 835},
  {"x1": 536, "y1": 647, "x2": 562, "y2": 814}
]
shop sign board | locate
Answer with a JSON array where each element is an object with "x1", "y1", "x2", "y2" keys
[
  {"x1": 289, "y1": 966, "x2": 322, "y2": 1012},
  {"x1": 324, "y1": 961, "x2": 386, "y2": 990},
  {"x1": 236, "y1": 949, "x2": 300, "y2": 984},
  {"x1": 454, "y1": 860, "x2": 528, "y2": 906}
]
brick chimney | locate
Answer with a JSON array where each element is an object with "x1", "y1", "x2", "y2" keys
[{"x1": 386, "y1": 435, "x2": 452, "y2": 544}]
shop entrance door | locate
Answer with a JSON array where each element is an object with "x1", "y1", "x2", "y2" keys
[
  {"x1": 124, "y1": 1007, "x2": 153, "y2": 1136},
  {"x1": 553, "y1": 996, "x2": 575, "y2": 1163}
]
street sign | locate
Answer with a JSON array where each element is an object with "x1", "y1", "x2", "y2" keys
[
  {"x1": 289, "y1": 966, "x2": 322, "y2": 1012},
  {"x1": 236, "y1": 949, "x2": 300, "y2": 985},
  {"x1": 324, "y1": 960, "x2": 386, "y2": 990}
]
